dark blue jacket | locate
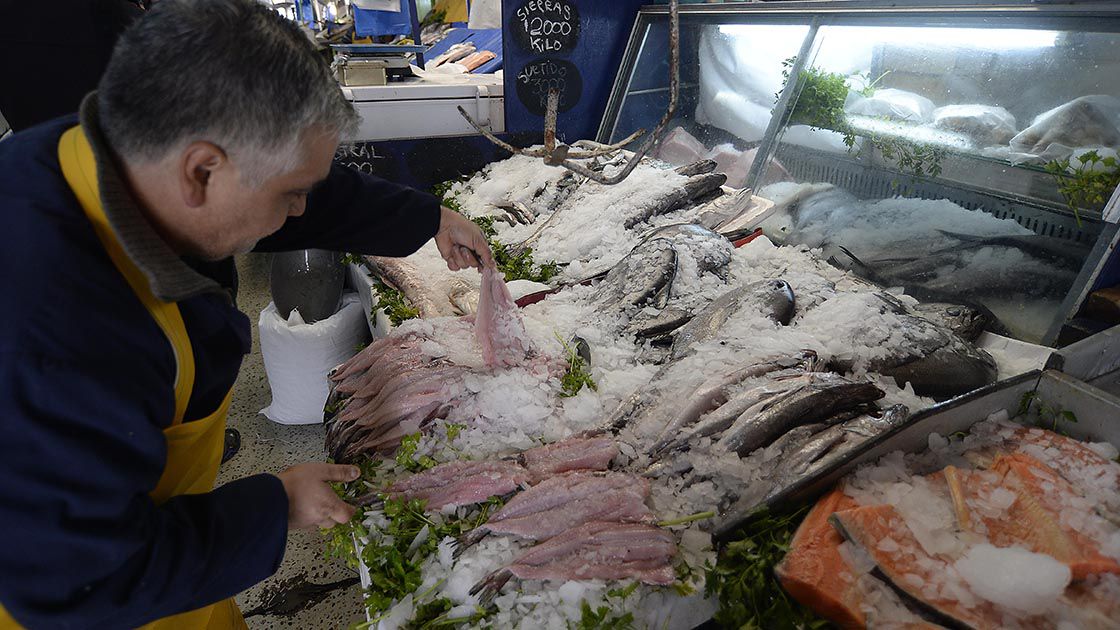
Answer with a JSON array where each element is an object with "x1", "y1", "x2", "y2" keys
[{"x1": 0, "y1": 113, "x2": 441, "y2": 628}]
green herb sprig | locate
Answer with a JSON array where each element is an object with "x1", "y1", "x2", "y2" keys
[
  {"x1": 375, "y1": 282, "x2": 420, "y2": 326},
  {"x1": 777, "y1": 58, "x2": 944, "y2": 179},
  {"x1": 1017, "y1": 390, "x2": 1079, "y2": 434},
  {"x1": 435, "y1": 184, "x2": 560, "y2": 284},
  {"x1": 396, "y1": 432, "x2": 439, "y2": 473},
  {"x1": 555, "y1": 334, "x2": 597, "y2": 398},
  {"x1": 1045, "y1": 150, "x2": 1120, "y2": 224},
  {"x1": 572, "y1": 584, "x2": 638, "y2": 630},
  {"x1": 704, "y1": 507, "x2": 827, "y2": 629}
]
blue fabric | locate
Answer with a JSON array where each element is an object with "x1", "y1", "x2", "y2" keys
[
  {"x1": 354, "y1": 0, "x2": 416, "y2": 37},
  {"x1": 0, "y1": 115, "x2": 441, "y2": 628},
  {"x1": 424, "y1": 27, "x2": 502, "y2": 73}
]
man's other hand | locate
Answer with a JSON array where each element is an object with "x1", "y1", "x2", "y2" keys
[
  {"x1": 276, "y1": 462, "x2": 359, "y2": 529},
  {"x1": 435, "y1": 206, "x2": 495, "y2": 271}
]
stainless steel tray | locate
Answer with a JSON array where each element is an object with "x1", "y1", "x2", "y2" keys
[{"x1": 1047, "y1": 324, "x2": 1120, "y2": 382}]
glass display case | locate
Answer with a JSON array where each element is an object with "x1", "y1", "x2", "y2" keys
[{"x1": 599, "y1": 1, "x2": 1120, "y2": 345}]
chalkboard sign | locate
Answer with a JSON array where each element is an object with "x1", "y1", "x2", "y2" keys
[
  {"x1": 334, "y1": 143, "x2": 379, "y2": 175},
  {"x1": 511, "y1": 0, "x2": 580, "y2": 54},
  {"x1": 515, "y1": 57, "x2": 583, "y2": 116}
]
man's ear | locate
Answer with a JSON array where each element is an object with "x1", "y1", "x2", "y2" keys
[{"x1": 178, "y1": 141, "x2": 228, "y2": 208}]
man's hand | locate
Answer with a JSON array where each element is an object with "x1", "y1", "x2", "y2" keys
[
  {"x1": 435, "y1": 206, "x2": 495, "y2": 271},
  {"x1": 276, "y1": 462, "x2": 359, "y2": 529}
]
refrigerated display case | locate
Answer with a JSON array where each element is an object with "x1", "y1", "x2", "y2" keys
[{"x1": 599, "y1": 0, "x2": 1120, "y2": 347}]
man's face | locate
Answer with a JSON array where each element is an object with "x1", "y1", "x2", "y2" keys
[{"x1": 195, "y1": 128, "x2": 337, "y2": 260}]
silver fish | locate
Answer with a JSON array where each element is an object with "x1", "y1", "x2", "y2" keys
[
  {"x1": 715, "y1": 373, "x2": 884, "y2": 456},
  {"x1": 670, "y1": 279, "x2": 795, "y2": 359},
  {"x1": 911, "y1": 302, "x2": 988, "y2": 342}
]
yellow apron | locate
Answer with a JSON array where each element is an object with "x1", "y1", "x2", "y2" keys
[{"x1": 0, "y1": 126, "x2": 247, "y2": 629}]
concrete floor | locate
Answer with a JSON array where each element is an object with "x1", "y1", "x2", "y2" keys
[{"x1": 217, "y1": 253, "x2": 367, "y2": 629}]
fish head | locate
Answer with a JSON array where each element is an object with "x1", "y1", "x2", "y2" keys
[{"x1": 913, "y1": 302, "x2": 988, "y2": 341}]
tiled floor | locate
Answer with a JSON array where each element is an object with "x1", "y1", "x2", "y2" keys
[{"x1": 217, "y1": 253, "x2": 367, "y2": 629}]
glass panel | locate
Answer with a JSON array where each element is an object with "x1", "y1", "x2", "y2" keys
[
  {"x1": 608, "y1": 18, "x2": 812, "y2": 190},
  {"x1": 760, "y1": 22, "x2": 1120, "y2": 344}
]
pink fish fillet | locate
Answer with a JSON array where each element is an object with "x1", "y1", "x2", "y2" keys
[
  {"x1": 519, "y1": 436, "x2": 619, "y2": 483},
  {"x1": 499, "y1": 521, "x2": 676, "y2": 584},
  {"x1": 388, "y1": 460, "x2": 531, "y2": 511},
  {"x1": 474, "y1": 265, "x2": 533, "y2": 368},
  {"x1": 330, "y1": 330, "x2": 425, "y2": 382}
]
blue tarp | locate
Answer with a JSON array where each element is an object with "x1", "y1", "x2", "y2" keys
[
  {"x1": 424, "y1": 28, "x2": 502, "y2": 74},
  {"x1": 354, "y1": 1, "x2": 418, "y2": 37}
]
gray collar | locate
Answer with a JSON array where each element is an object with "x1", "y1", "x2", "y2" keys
[{"x1": 80, "y1": 94, "x2": 224, "y2": 303}]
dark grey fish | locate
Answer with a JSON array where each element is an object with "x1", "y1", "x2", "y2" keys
[
  {"x1": 840, "y1": 244, "x2": 1077, "y2": 301},
  {"x1": 911, "y1": 302, "x2": 987, "y2": 342},
  {"x1": 824, "y1": 292, "x2": 998, "y2": 400},
  {"x1": 878, "y1": 340, "x2": 997, "y2": 401},
  {"x1": 638, "y1": 222, "x2": 733, "y2": 274},
  {"x1": 594, "y1": 239, "x2": 678, "y2": 312},
  {"x1": 670, "y1": 279, "x2": 795, "y2": 359},
  {"x1": 673, "y1": 159, "x2": 718, "y2": 176},
  {"x1": 715, "y1": 374, "x2": 884, "y2": 456},
  {"x1": 623, "y1": 172, "x2": 727, "y2": 228},
  {"x1": 934, "y1": 229, "x2": 1092, "y2": 269}
]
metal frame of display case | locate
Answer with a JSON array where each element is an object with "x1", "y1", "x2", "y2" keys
[{"x1": 598, "y1": 0, "x2": 1120, "y2": 347}]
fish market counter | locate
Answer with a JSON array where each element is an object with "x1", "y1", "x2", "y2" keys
[{"x1": 341, "y1": 74, "x2": 505, "y2": 142}]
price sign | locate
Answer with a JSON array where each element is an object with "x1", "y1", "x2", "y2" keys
[
  {"x1": 515, "y1": 57, "x2": 583, "y2": 116},
  {"x1": 511, "y1": 0, "x2": 580, "y2": 55}
]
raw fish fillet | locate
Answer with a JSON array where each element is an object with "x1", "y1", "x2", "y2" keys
[
  {"x1": 1007, "y1": 426, "x2": 1120, "y2": 510},
  {"x1": 488, "y1": 521, "x2": 676, "y2": 585},
  {"x1": 481, "y1": 472, "x2": 653, "y2": 541},
  {"x1": 987, "y1": 453, "x2": 1120, "y2": 580},
  {"x1": 474, "y1": 265, "x2": 533, "y2": 368},
  {"x1": 518, "y1": 436, "x2": 618, "y2": 483},
  {"x1": 387, "y1": 460, "x2": 530, "y2": 511},
  {"x1": 775, "y1": 488, "x2": 866, "y2": 629},
  {"x1": 829, "y1": 505, "x2": 1017, "y2": 630}
]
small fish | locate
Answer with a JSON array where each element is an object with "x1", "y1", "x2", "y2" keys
[
  {"x1": 626, "y1": 306, "x2": 693, "y2": 339},
  {"x1": 673, "y1": 159, "x2": 718, "y2": 176}
]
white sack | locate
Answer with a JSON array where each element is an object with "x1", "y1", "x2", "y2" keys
[
  {"x1": 1009, "y1": 94, "x2": 1120, "y2": 162},
  {"x1": 931, "y1": 104, "x2": 1018, "y2": 147},
  {"x1": 259, "y1": 294, "x2": 367, "y2": 425},
  {"x1": 846, "y1": 88, "x2": 936, "y2": 123}
]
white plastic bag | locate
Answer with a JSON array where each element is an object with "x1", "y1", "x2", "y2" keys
[
  {"x1": 467, "y1": 0, "x2": 500, "y2": 29},
  {"x1": 259, "y1": 294, "x2": 367, "y2": 425},
  {"x1": 846, "y1": 88, "x2": 936, "y2": 123},
  {"x1": 931, "y1": 104, "x2": 1018, "y2": 147},
  {"x1": 1009, "y1": 95, "x2": 1120, "y2": 162}
]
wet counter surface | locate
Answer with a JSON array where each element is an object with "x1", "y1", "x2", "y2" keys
[{"x1": 219, "y1": 253, "x2": 366, "y2": 629}]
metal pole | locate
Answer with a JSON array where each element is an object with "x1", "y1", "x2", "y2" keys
[{"x1": 744, "y1": 18, "x2": 820, "y2": 192}]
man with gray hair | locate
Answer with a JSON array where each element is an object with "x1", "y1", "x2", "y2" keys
[{"x1": 0, "y1": 0, "x2": 493, "y2": 627}]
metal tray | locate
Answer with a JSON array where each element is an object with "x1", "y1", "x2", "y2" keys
[
  {"x1": 714, "y1": 369, "x2": 1120, "y2": 540},
  {"x1": 1047, "y1": 324, "x2": 1120, "y2": 382}
]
